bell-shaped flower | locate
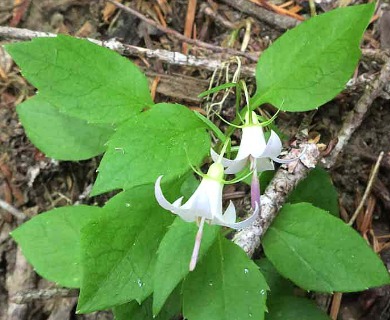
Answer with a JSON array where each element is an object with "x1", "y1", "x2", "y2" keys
[
  {"x1": 155, "y1": 162, "x2": 258, "y2": 230},
  {"x1": 212, "y1": 111, "x2": 299, "y2": 174},
  {"x1": 155, "y1": 161, "x2": 259, "y2": 271}
]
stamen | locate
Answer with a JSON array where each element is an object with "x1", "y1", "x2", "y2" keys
[{"x1": 189, "y1": 217, "x2": 206, "y2": 271}]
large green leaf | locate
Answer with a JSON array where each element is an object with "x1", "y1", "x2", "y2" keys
[
  {"x1": 17, "y1": 96, "x2": 114, "y2": 160},
  {"x1": 251, "y1": 3, "x2": 374, "y2": 112},
  {"x1": 287, "y1": 167, "x2": 339, "y2": 216},
  {"x1": 6, "y1": 35, "x2": 152, "y2": 124},
  {"x1": 91, "y1": 103, "x2": 210, "y2": 195},
  {"x1": 183, "y1": 234, "x2": 268, "y2": 320},
  {"x1": 263, "y1": 203, "x2": 390, "y2": 292},
  {"x1": 266, "y1": 295, "x2": 330, "y2": 320},
  {"x1": 153, "y1": 218, "x2": 219, "y2": 315},
  {"x1": 77, "y1": 184, "x2": 175, "y2": 313},
  {"x1": 256, "y1": 258, "x2": 294, "y2": 297},
  {"x1": 11, "y1": 205, "x2": 103, "y2": 288},
  {"x1": 257, "y1": 259, "x2": 330, "y2": 320},
  {"x1": 114, "y1": 288, "x2": 181, "y2": 320}
]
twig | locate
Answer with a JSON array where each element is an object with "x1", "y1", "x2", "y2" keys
[
  {"x1": 220, "y1": 0, "x2": 299, "y2": 30},
  {"x1": 348, "y1": 151, "x2": 384, "y2": 226},
  {"x1": 10, "y1": 288, "x2": 79, "y2": 304},
  {"x1": 0, "y1": 198, "x2": 27, "y2": 221},
  {"x1": 0, "y1": 26, "x2": 256, "y2": 76},
  {"x1": 183, "y1": 0, "x2": 197, "y2": 54},
  {"x1": 330, "y1": 292, "x2": 343, "y2": 320},
  {"x1": 0, "y1": 26, "x2": 387, "y2": 83},
  {"x1": 323, "y1": 55, "x2": 390, "y2": 168},
  {"x1": 107, "y1": 0, "x2": 258, "y2": 62}
]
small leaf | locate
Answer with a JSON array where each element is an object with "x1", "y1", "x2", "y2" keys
[
  {"x1": 11, "y1": 205, "x2": 103, "y2": 288},
  {"x1": 266, "y1": 295, "x2": 330, "y2": 320},
  {"x1": 183, "y1": 234, "x2": 268, "y2": 320},
  {"x1": 114, "y1": 287, "x2": 181, "y2": 320},
  {"x1": 287, "y1": 167, "x2": 339, "y2": 216},
  {"x1": 153, "y1": 218, "x2": 219, "y2": 315},
  {"x1": 92, "y1": 103, "x2": 210, "y2": 195},
  {"x1": 17, "y1": 97, "x2": 114, "y2": 160},
  {"x1": 251, "y1": 3, "x2": 375, "y2": 112},
  {"x1": 263, "y1": 203, "x2": 390, "y2": 292},
  {"x1": 77, "y1": 184, "x2": 175, "y2": 313},
  {"x1": 6, "y1": 35, "x2": 152, "y2": 123}
]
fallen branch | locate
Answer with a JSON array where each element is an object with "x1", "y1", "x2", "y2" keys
[
  {"x1": 10, "y1": 288, "x2": 78, "y2": 304},
  {"x1": 220, "y1": 0, "x2": 299, "y2": 30},
  {"x1": 108, "y1": 0, "x2": 258, "y2": 62},
  {"x1": 0, "y1": 26, "x2": 256, "y2": 76}
]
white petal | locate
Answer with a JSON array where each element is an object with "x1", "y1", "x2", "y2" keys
[
  {"x1": 255, "y1": 158, "x2": 275, "y2": 172},
  {"x1": 259, "y1": 130, "x2": 282, "y2": 159},
  {"x1": 155, "y1": 177, "x2": 196, "y2": 222},
  {"x1": 224, "y1": 158, "x2": 248, "y2": 174},
  {"x1": 239, "y1": 125, "x2": 266, "y2": 159},
  {"x1": 181, "y1": 178, "x2": 223, "y2": 220},
  {"x1": 222, "y1": 202, "x2": 260, "y2": 230},
  {"x1": 172, "y1": 197, "x2": 184, "y2": 207},
  {"x1": 210, "y1": 148, "x2": 236, "y2": 167},
  {"x1": 222, "y1": 201, "x2": 236, "y2": 224},
  {"x1": 154, "y1": 176, "x2": 179, "y2": 212}
]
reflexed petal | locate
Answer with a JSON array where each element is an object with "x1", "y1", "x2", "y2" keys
[
  {"x1": 255, "y1": 158, "x2": 275, "y2": 172},
  {"x1": 259, "y1": 130, "x2": 282, "y2": 159},
  {"x1": 210, "y1": 148, "x2": 236, "y2": 167},
  {"x1": 154, "y1": 176, "x2": 179, "y2": 211},
  {"x1": 222, "y1": 202, "x2": 260, "y2": 230},
  {"x1": 172, "y1": 197, "x2": 184, "y2": 208},
  {"x1": 224, "y1": 158, "x2": 248, "y2": 174}
]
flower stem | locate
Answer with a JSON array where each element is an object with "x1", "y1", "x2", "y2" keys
[{"x1": 189, "y1": 217, "x2": 206, "y2": 271}]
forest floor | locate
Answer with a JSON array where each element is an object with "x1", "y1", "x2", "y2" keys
[{"x1": 1, "y1": 0, "x2": 390, "y2": 319}]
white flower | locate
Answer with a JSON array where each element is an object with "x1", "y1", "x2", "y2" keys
[
  {"x1": 154, "y1": 162, "x2": 258, "y2": 230},
  {"x1": 212, "y1": 111, "x2": 297, "y2": 174}
]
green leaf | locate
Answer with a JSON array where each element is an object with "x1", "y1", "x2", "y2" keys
[
  {"x1": 91, "y1": 103, "x2": 210, "y2": 195},
  {"x1": 11, "y1": 205, "x2": 103, "y2": 288},
  {"x1": 287, "y1": 167, "x2": 339, "y2": 216},
  {"x1": 251, "y1": 3, "x2": 375, "y2": 112},
  {"x1": 153, "y1": 218, "x2": 219, "y2": 315},
  {"x1": 183, "y1": 235, "x2": 268, "y2": 320},
  {"x1": 257, "y1": 259, "x2": 330, "y2": 320},
  {"x1": 114, "y1": 288, "x2": 181, "y2": 320},
  {"x1": 77, "y1": 184, "x2": 175, "y2": 313},
  {"x1": 266, "y1": 295, "x2": 330, "y2": 320},
  {"x1": 256, "y1": 258, "x2": 294, "y2": 297},
  {"x1": 17, "y1": 96, "x2": 114, "y2": 160},
  {"x1": 5, "y1": 35, "x2": 152, "y2": 124},
  {"x1": 263, "y1": 203, "x2": 390, "y2": 292}
]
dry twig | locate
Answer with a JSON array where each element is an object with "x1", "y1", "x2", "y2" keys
[
  {"x1": 348, "y1": 151, "x2": 384, "y2": 226},
  {"x1": 107, "y1": 0, "x2": 258, "y2": 61}
]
